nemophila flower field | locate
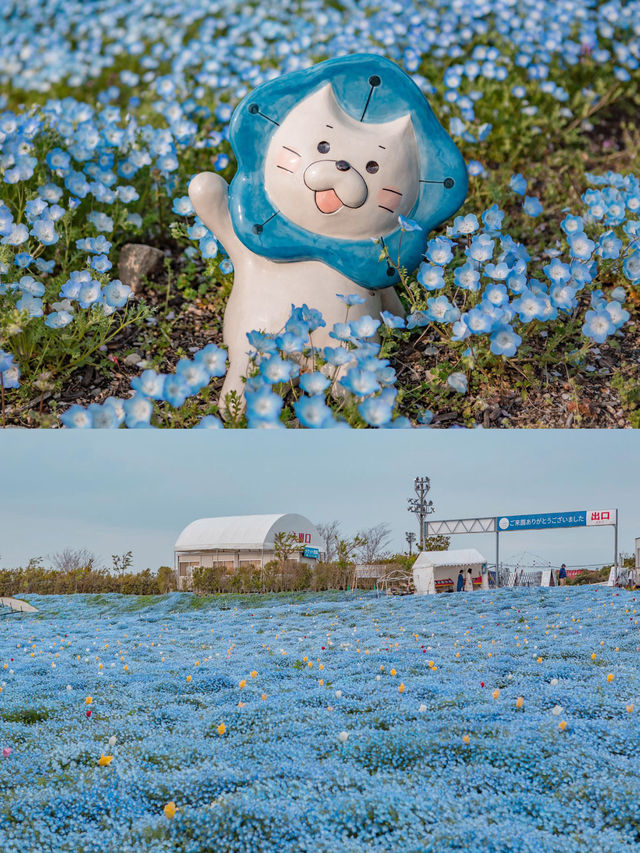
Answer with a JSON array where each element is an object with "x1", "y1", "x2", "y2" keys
[
  {"x1": 1, "y1": 0, "x2": 639, "y2": 427},
  {"x1": 1, "y1": 588, "x2": 640, "y2": 851}
]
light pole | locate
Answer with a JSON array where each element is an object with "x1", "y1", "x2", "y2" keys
[
  {"x1": 407, "y1": 476, "x2": 434, "y2": 551},
  {"x1": 405, "y1": 531, "x2": 416, "y2": 556}
]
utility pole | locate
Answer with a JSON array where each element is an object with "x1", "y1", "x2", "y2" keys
[
  {"x1": 405, "y1": 531, "x2": 416, "y2": 555},
  {"x1": 407, "y1": 476, "x2": 434, "y2": 551}
]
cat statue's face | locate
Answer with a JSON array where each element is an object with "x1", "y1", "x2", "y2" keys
[{"x1": 264, "y1": 84, "x2": 420, "y2": 241}]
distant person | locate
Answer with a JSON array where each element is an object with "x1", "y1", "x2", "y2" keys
[
  {"x1": 559, "y1": 564, "x2": 567, "y2": 586},
  {"x1": 464, "y1": 568, "x2": 473, "y2": 592},
  {"x1": 457, "y1": 569, "x2": 464, "y2": 592}
]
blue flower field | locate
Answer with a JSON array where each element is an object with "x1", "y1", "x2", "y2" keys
[
  {"x1": 1, "y1": 588, "x2": 639, "y2": 851},
  {"x1": 1, "y1": 1, "x2": 639, "y2": 427}
]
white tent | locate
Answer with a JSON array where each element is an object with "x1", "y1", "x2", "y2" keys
[{"x1": 413, "y1": 548, "x2": 488, "y2": 594}]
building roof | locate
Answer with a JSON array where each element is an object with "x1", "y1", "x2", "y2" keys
[
  {"x1": 413, "y1": 548, "x2": 486, "y2": 569},
  {"x1": 174, "y1": 513, "x2": 322, "y2": 552}
]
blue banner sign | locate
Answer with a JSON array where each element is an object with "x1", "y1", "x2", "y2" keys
[
  {"x1": 303, "y1": 547, "x2": 320, "y2": 559},
  {"x1": 497, "y1": 512, "x2": 586, "y2": 532}
]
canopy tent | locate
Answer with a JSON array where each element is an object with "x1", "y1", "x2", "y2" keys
[{"x1": 413, "y1": 548, "x2": 488, "y2": 594}]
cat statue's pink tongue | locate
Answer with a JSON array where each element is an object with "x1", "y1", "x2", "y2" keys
[{"x1": 315, "y1": 189, "x2": 343, "y2": 214}]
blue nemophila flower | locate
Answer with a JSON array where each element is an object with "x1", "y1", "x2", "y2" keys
[
  {"x1": 467, "y1": 234, "x2": 494, "y2": 263},
  {"x1": 568, "y1": 232, "x2": 595, "y2": 261},
  {"x1": 16, "y1": 293, "x2": 43, "y2": 317},
  {"x1": 275, "y1": 331, "x2": 305, "y2": 354},
  {"x1": 406, "y1": 311, "x2": 429, "y2": 329},
  {"x1": 425, "y1": 295, "x2": 459, "y2": 324},
  {"x1": 103, "y1": 280, "x2": 132, "y2": 308},
  {"x1": 2, "y1": 224, "x2": 29, "y2": 245},
  {"x1": 123, "y1": 393, "x2": 153, "y2": 427},
  {"x1": 260, "y1": 355, "x2": 296, "y2": 384},
  {"x1": 451, "y1": 213, "x2": 479, "y2": 236},
  {"x1": 358, "y1": 396, "x2": 393, "y2": 426},
  {"x1": 426, "y1": 236, "x2": 454, "y2": 266},
  {"x1": 483, "y1": 283, "x2": 509, "y2": 306},
  {"x1": 481, "y1": 204, "x2": 505, "y2": 233},
  {"x1": 86, "y1": 401, "x2": 119, "y2": 429},
  {"x1": 294, "y1": 394, "x2": 334, "y2": 428},
  {"x1": 512, "y1": 290, "x2": 547, "y2": 323},
  {"x1": 597, "y1": 231, "x2": 622, "y2": 260},
  {"x1": 339, "y1": 368, "x2": 380, "y2": 397},
  {"x1": 199, "y1": 235, "x2": 218, "y2": 258},
  {"x1": 77, "y1": 280, "x2": 102, "y2": 309},
  {"x1": 18, "y1": 276, "x2": 45, "y2": 297},
  {"x1": 398, "y1": 215, "x2": 422, "y2": 232},
  {"x1": 522, "y1": 195, "x2": 543, "y2": 217},
  {"x1": 336, "y1": 293, "x2": 367, "y2": 306},
  {"x1": 131, "y1": 370, "x2": 166, "y2": 400},
  {"x1": 60, "y1": 404, "x2": 93, "y2": 428},
  {"x1": 329, "y1": 323, "x2": 352, "y2": 342},
  {"x1": 490, "y1": 325, "x2": 522, "y2": 357},
  {"x1": 162, "y1": 376, "x2": 191, "y2": 408},
  {"x1": 453, "y1": 262, "x2": 481, "y2": 292},
  {"x1": 323, "y1": 347, "x2": 353, "y2": 368},
  {"x1": 176, "y1": 359, "x2": 211, "y2": 393},
  {"x1": 90, "y1": 254, "x2": 112, "y2": 273},
  {"x1": 299, "y1": 372, "x2": 330, "y2": 395},
  {"x1": 44, "y1": 310, "x2": 73, "y2": 329},
  {"x1": 194, "y1": 344, "x2": 227, "y2": 377},
  {"x1": 380, "y1": 311, "x2": 406, "y2": 329},
  {"x1": 582, "y1": 309, "x2": 616, "y2": 343},
  {"x1": 447, "y1": 372, "x2": 468, "y2": 393},
  {"x1": 172, "y1": 196, "x2": 194, "y2": 216},
  {"x1": 543, "y1": 259, "x2": 572, "y2": 284},
  {"x1": 622, "y1": 249, "x2": 640, "y2": 283},
  {"x1": 510, "y1": 173, "x2": 527, "y2": 195},
  {"x1": 550, "y1": 283, "x2": 578, "y2": 313},
  {"x1": 561, "y1": 214, "x2": 584, "y2": 236},
  {"x1": 219, "y1": 259, "x2": 233, "y2": 275},
  {"x1": 194, "y1": 415, "x2": 224, "y2": 429},
  {"x1": 417, "y1": 262, "x2": 445, "y2": 291},
  {"x1": 604, "y1": 301, "x2": 630, "y2": 329},
  {"x1": 247, "y1": 331, "x2": 278, "y2": 356},
  {"x1": 350, "y1": 315, "x2": 380, "y2": 338},
  {"x1": 467, "y1": 160, "x2": 486, "y2": 177},
  {"x1": 246, "y1": 386, "x2": 283, "y2": 424}
]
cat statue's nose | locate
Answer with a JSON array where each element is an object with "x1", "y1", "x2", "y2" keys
[{"x1": 304, "y1": 159, "x2": 368, "y2": 210}]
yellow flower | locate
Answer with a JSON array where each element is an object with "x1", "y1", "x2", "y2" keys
[
  {"x1": 319, "y1": 679, "x2": 324, "y2": 686},
  {"x1": 626, "y1": 703, "x2": 634, "y2": 713},
  {"x1": 398, "y1": 683, "x2": 405, "y2": 693},
  {"x1": 516, "y1": 696, "x2": 524, "y2": 709},
  {"x1": 492, "y1": 688, "x2": 500, "y2": 700},
  {"x1": 163, "y1": 801, "x2": 177, "y2": 819},
  {"x1": 319, "y1": 664, "x2": 324, "y2": 671},
  {"x1": 186, "y1": 675, "x2": 192, "y2": 683},
  {"x1": 237, "y1": 701, "x2": 246, "y2": 708},
  {"x1": 124, "y1": 664, "x2": 129, "y2": 672},
  {"x1": 98, "y1": 754, "x2": 113, "y2": 766},
  {"x1": 591, "y1": 653, "x2": 597, "y2": 661},
  {"x1": 463, "y1": 735, "x2": 470, "y2": 745},
  {"x1": 558, "y1": 720, "x2": 567, "y2": 732},
  {"x1": 390, "y1": 669, "x2": 396, "y2": 676},
  {"x1": 307, "y1": 661, "x2": 313, "y2": 668},
  {"x1": 607, "y1": 673, "x2": 614, "y2": 682},
  {"x1": 216, "y1": 723, "x2": 226, "y2": 736},
  {"x1": 536, "y1": 657, "x2": 542, "y2": 664},
  {"x1": 85, "y1": 696, "x2": 93, "y2": 705},
  {"x1": 239, "y1": 679, "x2": 246, "y2": 688},
  {"x1": 250, "y1": 670, "x2": 258, "y2": 678},
  {"x1": 261, "y1": 693, "x2": 267, "y2": 701},
  {"x1": 303, "y1": 656, "x2": 308, "y2": 662}
]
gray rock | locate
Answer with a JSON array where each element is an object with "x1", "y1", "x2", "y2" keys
[{"x1": 118, "y1": 243, "x2": 164, "y2": 293}]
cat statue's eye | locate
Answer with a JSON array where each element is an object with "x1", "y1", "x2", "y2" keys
[
  {"x1": 317, "y1": 141, "x2": 330, "y2": 153},
  {"x1": 366, "y1": 161, "x2": 379, "y2": 174}
]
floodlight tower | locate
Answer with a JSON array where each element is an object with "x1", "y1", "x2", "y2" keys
[
  {"x1": 407, "y1": 476, "x2": 434, "y2": 551},
  {"x1": 405, "y1": 531, "x2": 416, "y2": 555}
]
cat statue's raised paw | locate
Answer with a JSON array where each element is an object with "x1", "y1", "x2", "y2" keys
[{"x1": 189, "y1": 53, "x2": 468, "y2": 407}]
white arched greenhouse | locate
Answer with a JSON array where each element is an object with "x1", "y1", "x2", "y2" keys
[{"x1": 174, "y1": 513, "x2": 324, "y2": 589}]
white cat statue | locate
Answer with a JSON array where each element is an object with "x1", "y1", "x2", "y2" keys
[{"x1": 189, "y1": 53, "x2": 467, "y2": 405}]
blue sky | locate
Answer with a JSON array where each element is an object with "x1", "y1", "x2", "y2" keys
[{"x1": 0, "y1": 430, "x2": 637, "y2": 571}]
